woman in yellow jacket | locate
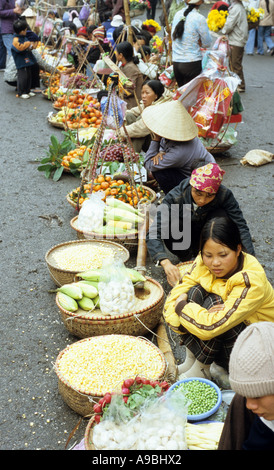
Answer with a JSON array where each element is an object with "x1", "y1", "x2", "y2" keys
[{"x1": 164, "y1": 216, "x2": 274, "y2": 380}]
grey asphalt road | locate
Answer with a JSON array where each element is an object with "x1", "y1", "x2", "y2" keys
[{"x1": 0, "y1": 12, "x2": 273, "y2": 451}]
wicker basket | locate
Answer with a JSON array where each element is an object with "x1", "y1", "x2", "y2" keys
[
  {"x1": 70, "y1": 215, "x2": 139, "y2": 253},
  {"x1": 45, "y1": 239, "x2": 130, "y2": 286},
  {"x1": 66, "y1": 185, "x2": 157, "y2": 210},
  {"x1": 48, "y1": 115, "x2": 65, "y2": 129},
  {"x1": 206, "y1": 144, "x2": 232, "y2": 154},
  {"x1": 55, "y1": 335, "x2": 167, "y2": 416},
  {"x1": 56, "y1": 277, "x2": 164, "y2": 338},
  {"x1": 84, "y1": 417, "x2": 96, "y2": 450}
]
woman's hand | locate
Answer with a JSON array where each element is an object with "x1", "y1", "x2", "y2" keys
[
  {"x1": 160, "y1": 259, "x2": 181, "y2": 287},
  {"x1": 174, "y1": 293, "x2": 188, "y2": 309},
  {"x1": 208, "y1": 305, "x2": 225, "y2": 313},
  {"x1": 152, "y1": 151, "x2": 165, "y2": 165}
]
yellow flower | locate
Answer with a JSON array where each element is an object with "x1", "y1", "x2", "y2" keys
[{"x1": 143, "y1": 19, "x2": 161, "y2": 32}]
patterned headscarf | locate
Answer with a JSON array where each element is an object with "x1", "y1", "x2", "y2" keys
[{"x1": 190, "y1": 163, "x2": 225, "y2": 194}]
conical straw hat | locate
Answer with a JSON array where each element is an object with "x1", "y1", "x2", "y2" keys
[{"x1": 142, "y1": 99, "x2": 198, "y2": 141}]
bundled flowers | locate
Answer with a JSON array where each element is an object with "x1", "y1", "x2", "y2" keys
[
  {"x1": 129, "y1": 0, "x2": 150, "y2": 10},
  {"x1": 149, "y1": 35, "x2": 164, "y2": 53},
  {"x1": 207, "y1": 9, "x2": 228, "y2": 32},
  {"x1": 246, "y1": 7, "x2": 264, "y2": 23},
  {"x1": 142, "y1": 19, "x2": 161, "y2": 33}
]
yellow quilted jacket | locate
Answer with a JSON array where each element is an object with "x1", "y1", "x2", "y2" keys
[{"x1": 164, "y1": 253, "x2": 274, "y2": 341}]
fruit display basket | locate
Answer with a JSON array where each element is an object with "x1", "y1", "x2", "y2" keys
[
  {"x1": 56, "y1": 277, "x2": 164, "y2": 338},
  {"x1": 66, "y1": 184, "x2": 157, "y2": 210},
  {"x1": 70, "y1": 215, "x2": 139, "y2": 253},
  {"x1": 55, "y1": 335, "x2": 167, "y2": 415},
  {"x1": 45, "y1": 239, "x2": 130, "y2": 287}
]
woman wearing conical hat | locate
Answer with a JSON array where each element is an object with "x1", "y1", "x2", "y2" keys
[{"x1": 142, "y1": 99, "x2": 215, "y2": 194}]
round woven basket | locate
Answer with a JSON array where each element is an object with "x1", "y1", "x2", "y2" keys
[
  {"x1": 45, "y1": 239, "x2": 130, "y2": 287},
  {"x1": 84, "y1": 417, "x2": 96, "y2": 450},
  {"x1": 206, "y1": 144, "x2": 232, "y2": 154},
  {"x1": 56, "y1": 277, "x2": 164, "y2": 338},
  {"x1": 55, "y1": 335, "x2": 167, "y2": 416},
  {"x1": 66, "y1": 185, "x2": 157, "y2": 210},
  {"x1": 70, "y1": 215, "x2": 139, "y2": 253},
  {"x1": 48, "y1": 115, "x2": 65, "y2": 129}
]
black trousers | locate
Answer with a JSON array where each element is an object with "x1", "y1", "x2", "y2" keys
[
  {"x1": 17, "y1": 63, "x2": 40, "y2": 95},
  {"x1": 173, "y1": 60, "x2": 202, "y2": 87},
  {"x1": 152, "y1": 168, "x2": 186, "y2": 195}
]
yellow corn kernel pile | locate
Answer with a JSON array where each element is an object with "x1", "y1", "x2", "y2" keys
[
  {"x1": 50, "y1": 243, "x2": 115, "y2": 271},
  {"x1": 56, "y1": 335, "x2": 165, "y2": 395}
]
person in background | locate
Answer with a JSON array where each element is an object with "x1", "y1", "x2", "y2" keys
[
  {"x1": 257, "y1": 0, "x2": 274, "y2": 55},
  {"x1": 119, "y1": 79, "x2": 172, "y2": 152},
  {"x1": 115, "y1": 40, "x2": 143, "y2": 109},
  {"x1": 171, "y1": 0, "x2": 212, "y2": 87},
  {"x1": 106, "y1": 14, "x2": 124, "y2": 46},
  {"x1": 0, "y1": 20, "x2": 7, "y2": 70},
  {"x1": 243, "y1": 0, "x2": 259, "y2": 55},
  {"x1": 112, "y1": 0, "x2": 127, "y2": 22},
  {"x1": 163, "y1": 217, "x2": 274, "y2": 380},
  {"x1": 147, "y1": 0, "x2": 158, "y2": 20},
  {"x1": 146, "y1": 162, "x2": 255, "y2": 286},
  {"x1": 221, "y1": 0, "x2": 248, "y2": 92},
  {"x1": 11, "y1": 17, "x2": 39, "y2": 98},
  {"x1": 0, "y1": 0, "x2": 23, "y2": 61},
  {"x1": 218, "y1": 322, "x2": 274, "y2": 450},
  {"x1": 142, "y1": 99, "x2": 215, "y2": 194}
]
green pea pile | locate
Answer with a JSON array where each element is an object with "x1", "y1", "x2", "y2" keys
[{"x1": 174, "y1": 380, "x2": 218, "y2": 416}]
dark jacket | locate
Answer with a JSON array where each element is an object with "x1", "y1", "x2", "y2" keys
[
  {"x1": 146, "y1": 178, "x2": 255, "y2": 264},
  {"x1": 11, "y1": 34, "x2": 37, "y2": 69},
  {"x1": 218, "y1": 393, "x2": 274, "y2": 450}
]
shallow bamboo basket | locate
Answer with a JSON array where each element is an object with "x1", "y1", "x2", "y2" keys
[
  {"x1": 177, "y1": 260, "x2": 194, "y2": 276},
  {"x1": 70, "y1": 215, "x2": 139, "y2": 253},
  {"x1": 84, "y1": 417, "x2": 96, "y2": 450},
  {"x1": 45, "y1": 239, "x2": 130, "y2": 287},
  {"x1": 55, "y1": 335, "x2": 167, "y2": 416},
  {"x1": 47, "y1": 115, "x2": 65, "y2": 129},
  {"x1": 66, "y1": 185, "x2": 157, "y2": 210},
  {"x1": 56, "y1": 277, "x2": 164, "y2": 338}
]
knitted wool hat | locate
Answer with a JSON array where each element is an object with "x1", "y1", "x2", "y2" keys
[
  {"x1": 229, "y1": 322, "x2": 274, "y2": 398},
  {"x1": 77, "y1": 26, "x2": 88, "y2": 37}
]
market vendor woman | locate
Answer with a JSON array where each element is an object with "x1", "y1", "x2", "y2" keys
[
  {"x1": 146, "y1": 162, "x2": 255, "y2": 286},
  {"x1": 163, "y1": 216, "x2": 274, "y2": 380},
  {"x1": 142, "y1": 99, "x2": 216, "y2": 194}
]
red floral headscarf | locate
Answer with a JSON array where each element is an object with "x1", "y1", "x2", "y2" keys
[{"x1": 190, "y1": 163, "x2": 225, "y2": 194}]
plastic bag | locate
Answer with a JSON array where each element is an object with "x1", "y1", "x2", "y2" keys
[
  {"x1": 240, "y1": 149, "x2": 274, "y2": 167},
  {"x1": 79, "y1": 3, "x2": 91, "y2": 22},
  {"x1": 100, "y1": 94, "x2": 127, "y2": 129},
  {"x1": 43, "y1": 19, "x2": 54, "y2": 37},
  {"x1": 159, "y1": 65, "x2": 174, "y2": 87},
  {"x1": 174, "y1": 56, "x2": 240, "y2": 140},
  {"x1": 92, "y1": 393, "x2": 188, "y2": 450},
  {"x1": 98, "y1": 259, "x2": 135, "y2": 316},
  {"x1": 77, "y1": 192, "x2": 105, "y2": 233},
  {"x1": 4, "y1": 55, "x2": 17, "y2": 83},
  {"x1": 35, "y1": 13, "x2": 44, "y2": 28},
  {"x1": 93, "y1": 58, "x2": 113, "y2": 75}
]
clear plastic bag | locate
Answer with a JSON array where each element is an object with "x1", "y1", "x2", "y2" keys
[
  {"x1": 174, "y1": 53, "x2": 240, "y2": 140},
  {"x1": 98, "y1": 259, "x2": 135, "y2": 316},
  {"x1": 92, "y1": 392, "x2": 188, "y2": 450},
  {"x1": 100, "y1": 94, "x2": 127, "y2": 130},
  {"x1": 77, "y1": 192, "x2": 105, "y2": 233}
]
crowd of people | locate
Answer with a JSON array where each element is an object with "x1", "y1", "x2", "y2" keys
[{"x1": 0, "y1": 0, "x2": 274, "y2": 451}]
